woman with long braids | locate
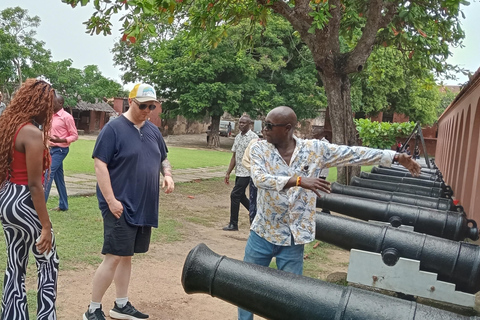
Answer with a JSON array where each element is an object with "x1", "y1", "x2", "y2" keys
[{"x1": 0, "y1": 78, "x2": 59, "y2": 319}]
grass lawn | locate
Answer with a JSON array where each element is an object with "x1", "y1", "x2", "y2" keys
[{"x1": 64, "y1": 140, "x2": 232, "y2": 174}]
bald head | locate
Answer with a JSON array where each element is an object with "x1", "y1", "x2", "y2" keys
[{"x1": 267, "y1": 106, "x2": 297, "y2": 127}]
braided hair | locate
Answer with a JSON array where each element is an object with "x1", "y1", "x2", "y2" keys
[{"x1": 0, "y1": 78, "x2": 55, "y2": 186}]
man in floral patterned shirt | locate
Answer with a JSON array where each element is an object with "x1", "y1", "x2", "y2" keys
[
  {"x1": 238, "y1": 106, "x2": 420, "y2": 320},
  {"x1": 224, "y1": 115, "x2": 259, "y2": 231}
]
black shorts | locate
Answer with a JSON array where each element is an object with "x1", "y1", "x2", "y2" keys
[{"x1": 102, "y1": 211, "x2": 151, "y2": 256}]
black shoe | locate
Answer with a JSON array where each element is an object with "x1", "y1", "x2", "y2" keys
[
  {"x1": 223, "y1": 223, "x2": 238, "y2": 231},
  {"x1": 110, "y1": 301, "x2": 149, "y2": 319},
  {"x1": 83, "y1": 305, "x2": 106, "y2": 320}
]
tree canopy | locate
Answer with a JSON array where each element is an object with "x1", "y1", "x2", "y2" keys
[
  {"x1": 112, "y1": 16, "x2": 326, "y2": 120},
  {"x1": 62, "y1": 0, "x2": 468, "y2": 183},
  {"x1": 0, "y1": 6, "x2": 125, "y2": 106}
]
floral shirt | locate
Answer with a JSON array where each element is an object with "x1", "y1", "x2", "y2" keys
[
  {"x1": 250, "y1": 136, "x2": 396, "y2": 246},
  {"x1": 232, "y1": 130, "x2": 259, "y2": 177}
]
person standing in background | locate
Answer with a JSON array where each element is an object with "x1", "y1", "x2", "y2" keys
[
  {"x1": 0, "y1": 92, "x2": 6, "y2": 116},
  {"x1": 44, "y1": 94, "x2": 78, "y2": 211},
  {"x1": 224, "y1": 115, "x2": 258, "y2": 231}
]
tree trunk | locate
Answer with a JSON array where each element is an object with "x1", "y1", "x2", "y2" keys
[
  {"x1": 13, "y1": 59, "x2": 22, "y2": 85},
  {"x1": 321, "y1": 73, "x2": 360, "y2": 185},
  {"x1": 207, "y1": 115, "x2": 221, "y2": 148}
]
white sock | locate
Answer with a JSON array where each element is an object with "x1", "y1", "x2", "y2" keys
[
  {"x1": 89, "y1": 301, "x2": 101, "y2": 313},
  {"x1": 116, "y1": 297, "x2": 128, "y2": 308}
]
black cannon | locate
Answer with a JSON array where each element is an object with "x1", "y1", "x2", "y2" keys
[
  {"x1": 371, "y1": 166, "x2": 443, "y2": 182},
  {"x1": 383, "y1": 164, "x2": 441, "y2": 176},
  {"x1": 351, "y1": 176, "x2": 448, "y2": 198},
  {"x1": 360, "y1": 172, "x2": 450, "y2": 193},
  {"x1": 315, "y1": 213, "x2": 480, "y2": 294},
  {"x1": 315, "y1": 193, "x2": 478, "y2": 241},
  {"x1": 182, "y1": 243, "x2": 479, "y2": 320},
  {"x1": 331, "y1": 182, "x2": 459, "y2": 212}
]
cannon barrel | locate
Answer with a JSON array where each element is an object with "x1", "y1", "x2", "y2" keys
[
  {"x1": 360, "y1": 172, "x2": 450, "y2": 193},
  {"x1": 315, "y1": 213, "x2": 480, "y2": 294},
  {"x1": 351, "y1": 177, "x2": 448, "y2": 198},
  {"x1": 371, "y1": 167, "x2": 443, "y2": 182},
  {"x1": 385, "y1": 164, "x2": 441, "y2": 176},
  {"x1": 331, "y1": 183, "x2": 458, "y2": 212},
  {"x1": 316, "y1": 193, "x2": 478, "y2": 241},
  {"x1": 182, "y1": 243, "x2": 478, "y2": 320}
]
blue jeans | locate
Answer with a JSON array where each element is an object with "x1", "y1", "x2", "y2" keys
[
  {"x1": 238, "y1": 231, "x2": 304, "y2": 320},
  {"x1": 44, "y1": 146, "x2": 69, "y2": 210}
]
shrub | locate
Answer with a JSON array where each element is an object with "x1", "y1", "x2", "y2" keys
[{"x1": 355, "y1": 118, "x2": 416, "y2": 149}]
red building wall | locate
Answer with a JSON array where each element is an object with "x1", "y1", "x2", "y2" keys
[{"x1": 436, "y1": 69, "x2": 480, "y2": 222}]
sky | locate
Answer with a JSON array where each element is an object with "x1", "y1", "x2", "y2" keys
[{"x1": 1, "y1": 0, "x2": 479, "y2": 88}]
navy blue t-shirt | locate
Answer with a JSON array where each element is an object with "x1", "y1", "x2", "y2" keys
[{"x1": 92, "y1": 116, "x2": 168, "y2": 227}]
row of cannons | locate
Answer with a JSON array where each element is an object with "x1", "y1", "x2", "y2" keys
[{"x1": 182, "y1": 160, "x2": 480, "y2": 319}]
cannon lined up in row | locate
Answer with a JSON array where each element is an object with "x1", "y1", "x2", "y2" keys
[
  {"x1": 372, "y1": 166, "x2": 443, "y2": 182},
  {"x1": 314, "y1": 213, "x2": 480, "y2": 294},
  {"x1": 359, "y1": 172, "x2": 453, "y2": 196},
  {"x1": 182, "y1": 243, "x2": 479, "y2": 320},
  {"x1": 315, "y1": 192, "x2": 478, "y2": 241},
  {"x1": 350, "y1": 176, "x2": 449, "y2": 198},
  {"x1": 330, "y1": 182, "x2": 459, "y2": 212},
  {"x1": 382, "y1": 164, "x2": 441, "y2": 177}
]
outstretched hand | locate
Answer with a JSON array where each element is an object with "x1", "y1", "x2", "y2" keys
[
  {"x1": 397, "y1": 153, "x2": 421, "y2": 177},
  {"x1": 300, "y1": 177, "x2": 331, "y2": 198}
]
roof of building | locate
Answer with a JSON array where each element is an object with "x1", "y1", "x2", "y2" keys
[{"x1": 71, "y1": 101, "x2": 116, "y2": 112}]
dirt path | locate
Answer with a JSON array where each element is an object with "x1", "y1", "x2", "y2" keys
[{"x1": 56, "y1": 134, "x2": 349, "y2": 319}]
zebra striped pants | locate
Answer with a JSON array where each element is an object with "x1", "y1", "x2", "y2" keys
[{"x1": 0, "y1": 181, "x2": 59, "y2": 320}]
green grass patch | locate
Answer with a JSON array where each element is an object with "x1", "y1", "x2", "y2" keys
[
  {"x1": 64, "y1": 140, "x2": 232, "y2": 174},
  {"x1": 326, "y1": 165, "x2": 373, "y2": 182}
]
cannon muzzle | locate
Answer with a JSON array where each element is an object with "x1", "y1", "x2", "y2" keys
[
  {"x1": 182, "y1": 243, "x2": 479, "y2": 319},
  {"x1": 315, "y1": 213, "x2": 480, "y2": 294},
  {"x1": 316, "y1": 192, "x2": 478, "y2": 241}
]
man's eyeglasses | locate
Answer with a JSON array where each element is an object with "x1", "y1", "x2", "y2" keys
[
  {"x1": 134, "y1": 99, "x2": 157, "y2": 111},
  {"x1": 263, "y1": 122, "x2": 289, "y2": 131}
]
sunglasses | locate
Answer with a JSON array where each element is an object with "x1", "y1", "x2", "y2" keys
[
  {"x1": 134, "y1": 99, "x2": 157, "y2": 111},
  {"x1": 263, "y1": 122, "x2": 289, "y2": 131}
]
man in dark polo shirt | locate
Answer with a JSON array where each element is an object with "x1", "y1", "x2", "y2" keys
[{"x1": 83, "y1": 83, "x2": 174, "y2": 320}]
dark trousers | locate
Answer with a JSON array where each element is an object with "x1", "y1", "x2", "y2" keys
[
  {"x1": 249, "y1": 178, "x2": 258, "y2": 224},
  {"x1": 230, "y1": 177, "x2": 250, "y2": 225}
]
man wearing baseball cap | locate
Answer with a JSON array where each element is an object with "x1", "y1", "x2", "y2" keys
[{"x1": 84, "y1": 83, "x2": 174, "y2": 320}]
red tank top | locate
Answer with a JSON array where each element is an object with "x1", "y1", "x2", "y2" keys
[{"x1": 10, "y1": 123, "x2": 48, "y2": 185}]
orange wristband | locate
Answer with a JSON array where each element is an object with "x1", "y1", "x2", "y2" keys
[{"x1": 296, "y1": 176, "x2": 302, "y2": 187}]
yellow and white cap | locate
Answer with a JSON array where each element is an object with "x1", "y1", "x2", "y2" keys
[{"x1": 129, "y1": 83, "x2": 157, "y2": 102}]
